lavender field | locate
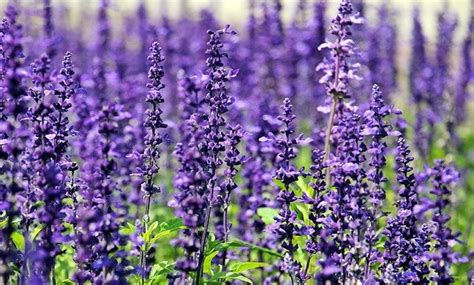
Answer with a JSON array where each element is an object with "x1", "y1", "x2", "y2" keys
[{"x1": 0, "y1": 0, "x2": 473, "y2": 284}]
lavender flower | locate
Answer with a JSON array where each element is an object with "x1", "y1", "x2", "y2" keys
[
  {"x1": 135, "y1": 41, "x2": 167, "y2": 280},
  {"x1": 301, "y1": 149, "x2": 328, "y2": 279},
  {"x1": 382, "y1": 136, "x2": 430, "y2": 284},
  {"x1": 136, "y1": 0, "x2": 151, "y2": 72},
  {"x1": 265, "y1": 98, "x2": 308, "y2": 283},
  {"x1": 171, "y1": 75, "x2": 207, "y2": 278},
  {"x1": 0, "y1": 7, "x2": 31, "y2": 283},
  {"x1": 3, "y1": 5, "x2": 28, "y2": 119},
  {"x1": 26, "y1": 53, "x2": 58, "y2": 282},
  {"x1": 195, "y1": 25, "x2": 237, "y2": 284},
  {"x1": 219, "y1": 124, "x2": 244, "y2": 265},
  {"x1": 317, "y1": 0, "x2": 362, "y2": 100},
  {"x1": 0, "y1": 1, "x2": 470, "y2": 284},
  {"x1": 361, "y1": 84, "x2": 400, "y2": 279},
  {"x1": 43, "y1": 0, "x2": 56, "y2": 59},
  {"x1": 431, "y1": 8, "x2": 457, "y2": 119},
  {"x1": 238, "y1": 103, "x2": 280, "y2": 248},
  {"x1": 74, "y1": 103, "x2": 132, "y2": 283},
  {"x1": 421, "y1": 161, "x2": 464, "y2": 283},
  {"x1": 317, "y1": 0, "x2": 362, "y2": 186},
  {"x1": 329, "y1": 106, "x2": 367, "y2": 282},
  {"x1": 172, "y1": 113, "x2": 207, "y2": 276},
  {"x1": 28, "y1": 52, "x2": 77, "y2": 283},
  {"x1": 409, "y1": 7, "x2": 431, "y2": 159},
  {"x1": 239, "y1": 115, "x2": 278, "y2": 244},
  {"x1": 52, "y1": 51, "x2": 75, "y2": 161},
  {"x1": 450, "y1": 11, "x2": 473, "y2": 145},
  {"x1": 94, "y1": 0, "x2": 110, "y2": 104},
  {"x1": 368, "y1": 3, "x2": 398, "y2": 100},
  {"x1": 308, "y1": 0, "x2": 327, "y2": 121}
]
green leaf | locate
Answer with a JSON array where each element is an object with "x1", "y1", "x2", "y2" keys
[
  {"x1": 33, "y1": 200, "x2": 45, "y2": 209},
  {"x1": 31, "y1": 224, "x2": 45, "y2": 241},
  {"x1": 143, "y1": 221, "x2": 159, "y2": 243},
  {"x1": 224, "y1": 272, "x2": 253, "y2": 284},
  {"x1": 274, "y1": 179, "x2": 284, "y2": 190},
  {"x1": 11, "y1": 232, "x2": 25, "y2": 251},
  {"x1": 148, "y1": 221, "x2": 159, "y2": 233},
  {"x1": 205, "y1": 271, "x2": 226, "y2": 284},
  {"x1": 203, "y1": 250, "x2": 220, "y2": 274},
  {"x1": 149, "y1": 261, "x2": 175, "y2": 277},
  {"x1": 150, "y1": 220, "x2": 185, "y2": 244},
  {"x1": 150, "y1": 229, "x2": 177, "y2": 243},
  {"x1": 206, "y1": 239, "x2": 223, "y2": 254},
  {"x1": 256, "y1": 207, "x2": 279, "y2": 225},
  {"x1": 145, "y1": 219, "x2": 185, "y2": 246},
  {"x1": 295, "y1": 177, "x2": 312, "y2": 197},
  {"x1": 60, "y1": 280, "x2": 75, "y2": 285},
  {"x1": 159, "y1": 218, "x2": 184, "y2": 231},
  {"x1": 62, "y1": 197, "x2": 74, "y2": 206},
  {"x1": 227, "y1": 239, "x2": 283, "y2": 258},
  {"x1": 291, "y1": 202, "x2": 310, "y2": 224},
  {"x1": 55, "y1": 247, "x2": 76, "y2": 283},
  {"x1": 0, "y1": 217, "x2": 7, "y2": 230},
  {"x1": 119, "y1": 222, "x2": 136, "y2": 236},
  {"x1": 228, "y1": 261, "x2": 267, "y2": 273}
]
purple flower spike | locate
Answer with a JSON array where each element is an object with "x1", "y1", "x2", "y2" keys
[
  {"x1": 382, "y1": 135, "x2": 430, "y2": 284},
  {"x1": 317, "y1": 0, "x2": 362, "y2": 100},
  {"x1": 268, "y1": 98, "x2": 307, "y2": 283}
]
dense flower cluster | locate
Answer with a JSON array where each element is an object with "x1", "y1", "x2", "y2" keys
[
  {"x1": 264, "y1": 98, "x2": 309, "y2": 283},
  {"x1": 382, "y1": 135, "x2": 430, "y2": 283},
  {"x1": 0, "y1": 0, "x2": 472, "y2": 284}
]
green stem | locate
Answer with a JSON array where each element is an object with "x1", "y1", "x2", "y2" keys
[
  {"x1": 221, "y1": 207, "x2": 229, "y2": 269},
  {"x1": 195, "y1": 198, "x2": 213, "y2": 285},
  {"x1": 140, "y1": 192, "x2": 152, "y2": 285}
]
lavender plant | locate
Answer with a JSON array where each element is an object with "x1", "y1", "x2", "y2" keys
[
  {"x1": 0, "y1": 0, "x2": 471, "y2": 284},
  {"x1": 317, "y1": 0, "x2": 362, "y2": 184},
  {"x1": 194, "y1": 25, "x2": 238, "y2": 284},
  {"x1": 134, "y1": 41, "x2": 168, "y2": 283}
]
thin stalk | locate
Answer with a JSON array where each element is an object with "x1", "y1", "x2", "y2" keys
[
  {"x1": 140, "y1": 192, "x2": 152, "y2": 285},
  {"x1": 21, "y1": 225, "x2": 31, "y2": 285},
  {"x1": 305, "y1": 37, "x2": 343, "y2": 278},
  {"x1": 323, "y1": 95, "x2": 339, "y2": 177},
  {"x1": 195, "y1": 189, "x2": 214, "y2": 285},
  {"x1": 323, "y1": 96, "x2": 340, "y2": 186},
  {"x1": 338, "y1": 186, "x2": 347, "y2": 283},
  {"x1": 364, "y1": 242, "x2": 372, "y2": 279},
  {"x1": 258, "y1": 250, "x2": 264, "y2": 283},
  {"x1": 303, "y1": 255, "x2": 312, "y2": 279},
  {"x1": 221, "y1": 207, "x2": 229, "y2": 269},
  {"x1": 51, "y1": 265, "x2": 56, "y2": 285},
  {"x1": 462, "y1": 183, "x2": 474, "y2": 254},
  {"x1": 322, "y1": 21, "x2": 343, "y2": 186},
  {"x1": 195, "y1": 126, "x2": 219, "y2": 284}
]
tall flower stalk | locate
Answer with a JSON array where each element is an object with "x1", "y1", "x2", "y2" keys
[
  {"x1": 172, "y1": 76, "x2": 207, "y2": 280},
  {"x1": 264, "y1": 98, "x2": 309, "y2": 284},
  {"x1": 409, "y1": 7, "x2": 430, "y2": 159},
  {"x1": 195, "y1": 25, "x2": 237, "y2": 284},
  {"x1": 220, "y1": 124, "x2": 244, "y2": 268},
  {"x1": 382, "y1": 136, "x2": 430, "y2": 283},
  {"x1": 304, "y1": 0, "x2": 362, "y2": 279},
  {"x1": 136, "y1": 41, "x2": 167, "y2": 283},
  {"x1": 317, "y1": 0, "x2": 362, "y2": 185},
  {"x1": 0, "y1": 7, "x2": 29, "y2": 282},
  {"x1": 361, "y1": 85, "x2": 400, "y2": 277}
]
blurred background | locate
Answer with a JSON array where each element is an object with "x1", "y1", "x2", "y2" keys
[{"x1": 3, "y1": 0, "x2": 472, "y2": 37}]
